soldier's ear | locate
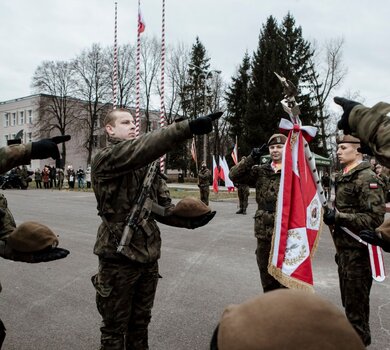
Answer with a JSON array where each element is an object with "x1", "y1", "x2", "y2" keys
[{"x1": 105, "y1": 124, "x2": 114, "y2": 136}]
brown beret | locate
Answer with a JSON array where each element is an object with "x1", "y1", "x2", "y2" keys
[
  {"x1": 217, "y1": 289, "x2": 365, "y2": 350},
  {"x1": 7, "y1": 221, "x2": 59, "y2": 252},
  {"x1": 172, "y1": 197, "x2": 211, "y2": 218},
  {"x1": 336, "y1": 134, "x2": 361, "y2": 145},
  {"x1": 267, "y1": 133, "x2": 287, "y2": 146}
]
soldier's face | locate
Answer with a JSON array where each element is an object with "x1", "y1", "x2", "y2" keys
[
  {"x1": 269, "y1": 144, "x2": 284, "y2": 163},
  {"x1": 337, "y1": 143, "x2": 360, "y2": 166},
  {"x1": 106, "y1": 112, "x2": 136, "y2": 140}
]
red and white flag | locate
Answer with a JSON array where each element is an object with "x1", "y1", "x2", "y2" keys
[
  {"x1": 219, "y1": 156, "x2": 235, "y2": 192},
  {"x1": 212, "y1": 155, "x2": 220, "y2": 193},
  {"x1": 191, "y1": 138, "x2": 197, "y2": 164},
  {"x1": 231, "y1": 143, "x2": 238, "y2": 165},
  {"x1": 138, "y1": 8, "x2": 145, "y2": 33},
  {"x1": 268, "y1": 128, "x2": 322, "y2": 292}
]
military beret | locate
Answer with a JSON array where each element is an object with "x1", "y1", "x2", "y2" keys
[
  {"x1": 217, "y1": 289, "x2": 365, "y2": 350},
  {"x1": 267, "y1": 133, "x2": 287, "y2": 146},
  {"x1": 172, "y1": 197, "x2": 211, "y2": 218},
  {"x1": 7, "y1": 221, "x2": 59, "y2": 252},
  {"x1": 336, "y1": 134, "x2": 361, "y2": 145}
]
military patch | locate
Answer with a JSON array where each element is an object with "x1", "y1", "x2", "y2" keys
[{"x1": 369, "y1": 183, "x2": 378, "y2": 189}]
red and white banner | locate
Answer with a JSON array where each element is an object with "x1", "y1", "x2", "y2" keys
[
  {"x1": 138, "y1": 7, "x2": 146, "y2": 33},
  {"x1": 212, "y1": 156, "x2": 220, "y2": 193},
  {"x1": 191, "y1": 138, "x2": 197, "y2": 164},
  {"x1": 219, "y1": 156, "x2": 235, "y2": 192},
  {"x1": 268, "y1": 128, "x2": 322, "y2": 292},
  {"x1": 231, "y1": 143, "x2": 238, "y2": 165}
]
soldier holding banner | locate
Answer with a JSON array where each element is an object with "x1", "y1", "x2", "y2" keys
[
  {"x1": 334, "y1": 97, "x2": 390, "y2": 252},
  {"x1": 323, "y1": 134, "x2": 386, "y2": 346},
  {"x1": 229, "y1": 133, "x2": 287, "y2": 292}
]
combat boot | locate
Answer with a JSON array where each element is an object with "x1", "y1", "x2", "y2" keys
[
  {"x1": 242, "y1": 209, "x2": 247, "y2": 215},
  {"x1": 236, "y1": 208, "x2": 243, "y2": 214}
]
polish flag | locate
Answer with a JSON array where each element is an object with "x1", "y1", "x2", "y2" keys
[
  {"x1": 212, "y1": 155, "x2": 220, "y2": 193},
  {"x1": 268, "y1": 127, "x2": 322, "y2": 292},
  {"x1": 219, "y1": 156, "x2": 235, "y2": 192},
  {"x1": 231, "y1": 143, "x2": 238, "y2": 165},
  {"x1": 138, "y1": 8, "x2": 145, "y2": 33},
  {"x1": 191, "y1": 138, "x2": 197, "y2": 164}
]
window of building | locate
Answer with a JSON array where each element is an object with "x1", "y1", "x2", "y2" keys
[
  {"x1": 28, "y1": 110, "x2": 33, "y2": 124},
  {"x1": 11, "y1": 133, "x2": 16, "y2": 139},
  {"x1": 4, "y1": 113, "x2": 9, "y2": 127},
  {"x1": 12, "y1": 113, "x2": 16, "y2": 126},
  {"x1": 4, "y1": 135, "x2": 9, "y2": 144},
  {"x1": 19, "y1": 111, "x2": 24, "y2": 124},
  {"x1": 27, "y1": 132, "x2": 32, "y2": 143}
]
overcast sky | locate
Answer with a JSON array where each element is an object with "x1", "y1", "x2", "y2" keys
[{"x1": 1, "y1": 0, "x2": 389, "y2": 110}]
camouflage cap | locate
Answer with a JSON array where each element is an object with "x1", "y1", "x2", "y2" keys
[
  {"x1": 217, "y1": 289, "x2": 365, "y2": 350},
  {"x1": 172, "y1": 196, "x2": 211, "y2": 218},
  {"x1": 7, "y1": 221, "x2": 59, "y2": 252},
  {"x1": 336, "y1": 134, "x2": 361, "y2": 145},
  {"x1": 267, "y1": 133, "x2": 287, "y2": 146}
]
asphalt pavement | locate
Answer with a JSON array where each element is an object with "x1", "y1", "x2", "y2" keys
[{"x1": 0, "y1": 188, "x2": 389, "y2": 350}]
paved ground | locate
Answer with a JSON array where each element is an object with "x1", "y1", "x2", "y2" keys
[{"x1": 0, "y1": 188, "x2": 389, "y2": 350}]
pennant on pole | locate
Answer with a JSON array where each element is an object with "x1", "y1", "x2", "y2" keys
[
  {"x1": 191, "y1": 138, "x2": 197, "y2": 163},
  {"x1": 268, "y1": 128, "x2": 322, "y2": 292},
  {"x1": 212, "y1": 156, "x2": 220, "y2": 193},
  {"x1": 138, "y1": 8, "x2": 146, "y2": 33},
  {"x1": 231, "y1": 143, "x2": 238, "y2": 165}
]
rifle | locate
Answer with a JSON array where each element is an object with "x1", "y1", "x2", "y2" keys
[{"x1": 117, "y1": 160, "x2": 162, "y2": 255}]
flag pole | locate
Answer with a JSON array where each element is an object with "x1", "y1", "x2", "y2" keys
[
  {"x1": 135, "y1": 0, "x2": 142, "y2": 137},
  {"x1": 159, "y1": 0, "x2": 166, "y2": 173},
  {"x1": 112, "y1": 2, "x2": 118, "y2": 109}
]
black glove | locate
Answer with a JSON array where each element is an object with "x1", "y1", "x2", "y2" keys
[
  {"x1": 357, "y1": 143, "x2": 374, "y2": 156},
  {"x1": 323, "y1": 208, "x2": 336, "y2": 226},
  {"x1": 250, "y1": 144, "x2": 268, "y2": 162},
  {"x1": 31, "y1": 135, "x2": 71, "y2": 160},
  {"x1": 360, "y1": 230, "x2": 390, "y2": 252},
  {"x1": 189, "y1": 211, "x2": 216, "y2": 229},
  {"x1": 189, "y1": 112, "x2": 223, "y2": 135},
  {"x1": 334, "y1": 97, "x2": 361, "y2": 135},
  {"x1": 1, "y1": 245, "x2": 70, "y2": 263}
]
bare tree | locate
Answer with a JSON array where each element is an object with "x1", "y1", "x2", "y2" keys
[
  {"x1": 308, "y1": 37, "x2": 347, "y2": 156},
  {"x1": 31, "y1": 60, "x2": 78, "y2": 164},
  {"x1": 108, "y1": 43, "x2": 136, "y2": 108},
  {"x1": 72, "y1": 43, "x2": 111, "y2": 164},
  {"x1": 140, "y1": 36, "x2": 161, "y2": 131}
]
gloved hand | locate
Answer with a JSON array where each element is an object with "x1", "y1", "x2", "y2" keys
[
  {"x1": 323, "y1": 208, "x2": 336, "y2": 226},
  {"x1": 0, "y1": 242, "x2": 70, "y2": 263},
  {"x1": 189, "y1": 211, "x2": 216, "y2": 229},
  {"x1": 189, "y1": 112, "x2": 223, "y2": 135},
  {"x1": 359, "y1": 230, "x2": 390, "y2": 252},
  {"x1": 334, "y1": 97, "x2": 361, "y2": 135},
  {"x1": 250, "y1": 143, "x2": 268, "y2": 162},
  {"x1": 31, "y1": 135, "x2": 71, "y2": 160}
]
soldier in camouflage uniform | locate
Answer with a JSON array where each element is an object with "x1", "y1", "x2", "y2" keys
[
  {"x1": 229, "y1": 134, "x2": 287, "y2": 293},
  {"x1": 323, "y1": 134, "x2": 386, "y2": 346},
  {"x1": 91, "y1": 108, "x2": 219, "y2": 350},
  {"x1": 236, "y1": 183, "x2": 249, "y2": 215},
  {"x1": 335, "y1": 97, "x2": 390, "y2": 251},
  {"x1": 198, "y1": 161, "x2": 211, "y2": 205},
  {"x1": 0, "y1": 136, "x2": 70, "y2": 348}
]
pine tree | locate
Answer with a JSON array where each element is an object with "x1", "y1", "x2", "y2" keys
[{"x1": 225, "y1": 52, "x2": 251, "y2": 156}]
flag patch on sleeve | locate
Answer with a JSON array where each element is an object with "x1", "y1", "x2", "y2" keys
[{"x1": 369, "y1": 183, "x2": 378, "y2": 189}]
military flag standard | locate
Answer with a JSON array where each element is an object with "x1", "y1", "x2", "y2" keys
[
  {"x1": 268, "y1": 125, "x2": 321, "y2": 292},
  {"x1": 212, "y1": 156, "x2": 220, "y2": 193},
  {"x1": 219, "y1": 156, "x2": 235, "y2": 192},
  {"x1": 231, "y1": 143, "x2": 238, "y2": 165}
]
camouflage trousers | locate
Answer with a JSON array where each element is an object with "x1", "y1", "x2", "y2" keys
[
  {"x1": 0, "y1": 194, "x2": 16, "y2": 239},
  {"x1": 237, "y1": 187, "x2": 249, "y2": 210},
  {"x1": 92, "y1": 258, "x2": 159, "y2": 350},
  {"x1": 199, "y1": 186, "x2": 209, "y2": 206},
  {"x1": 256, "y1": 238, "x2": 285, "y2": 293},
  {"x1": 335, "y1": 248, "x2": 372, "y2": 346}
]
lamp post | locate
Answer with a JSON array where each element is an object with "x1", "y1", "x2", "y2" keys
[{"x1": 189, "y1": 63, "x2": 221, "y2": 164}]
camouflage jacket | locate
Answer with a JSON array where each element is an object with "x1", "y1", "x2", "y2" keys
[
  {"x1": 230, "y1": 156, "x2": 280, "y2": 240},
  {"x1": 198, "y1": 167, "x2": 211, "y2": 187},
  {"x1": 0, "y1": 144, "x2": 32, "y2": 175},
  {"x1": 334, "y1": 162, "x2": 386, "y2": 249},
  {"x1": 92, "y1": 121, "x2": 192, "y2": 263},
  {"x1": 349, "y1": 102, "x2": 390, "y2": 168}
]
